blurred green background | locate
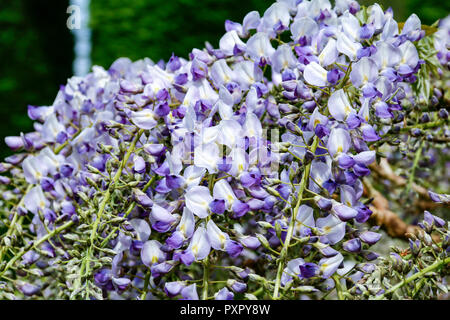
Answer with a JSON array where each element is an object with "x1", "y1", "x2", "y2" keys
[{"x1": 0, "y1": 0, "x2": 448, "y2": 159}]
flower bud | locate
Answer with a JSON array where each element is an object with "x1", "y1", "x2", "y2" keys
[
  {"x1": 132, "y1": 188, "x2": 153, "y2": 208},
  {"x1": 439, "y1": 108, "x2": 448, "y2": 119},
  {"x1": 409, "y1": 239, "x2": 421, "y2": 256},
  {"x1": 255, "y1": 233, "x2": 271, "y2": 251},
  {"x1": 227, "y1": 279, "x2": 247, "y2": 293},
  {"x1": 343, "y1": 238, "x2": 362, "y2": 253},
  {"x1": 257, "y1": 221, "x2": 274, "y2": 229}
]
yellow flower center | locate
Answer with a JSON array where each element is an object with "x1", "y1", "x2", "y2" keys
[
  {"x1": 192, "y1": 244, "x2": 199, "y2": 256},
  {"x1": 344, "y1": 105, "x2": 351, "y2": 114}
]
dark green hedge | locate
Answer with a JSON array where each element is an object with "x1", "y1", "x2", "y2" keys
[
  {"x1": 406, "y1": 0, "x2": 450, "y2": 25},
  {"x1": 90, "y1": 0, "x2": 275, "y2": 67},
  {"x1": 0, "y1": 0, "x2": 73, "y2": 158}
]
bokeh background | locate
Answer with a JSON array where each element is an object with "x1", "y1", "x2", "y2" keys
[{"x1": 1, "y1": 0, "x2": 448, "y2": 158}]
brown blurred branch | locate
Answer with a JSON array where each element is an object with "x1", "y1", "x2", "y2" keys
[
  {"x1": 369, "y1": 158, "x2": 429, "y2": 198},
  {"x1": 369, "y1": 158, "x2": 441, "y2": 212},
  {"x1": 363, "y1": 178, "x2": 421, "y2": 239}
]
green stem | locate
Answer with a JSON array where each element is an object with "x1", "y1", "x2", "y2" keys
[
  {"x1": 399, "y1": 119, "x2": 447, "y2": 134},
  {"x1": 0, "y1": 184, "x2": 33, "y2": 262},
  {"x1": 202, "y1": 257, "x2": 210, "y2": 300},
  {"x1": 0, "y1": 220, "x2": 74, "y2": 279},
  {"x1": 72, "y1": 129, "x2": 144, "y2": 299},
  {"x1": 140, "y1": 270, "x2": 151, "y2": 300},
  {"x1": 411, "y1": 277, "x2": 427, "y2": 298},
  {"x1": 371, "y1": 119, "x2": 447, "y2": 149},
  {"x1": 374, "y1": 256, "x2": 450, "y2": 300},
  {"x1": 251, "y1": 287, "x2": 264, "y2": 297},
  {"x1": 406, "y1": 140, "x2": 424, "y2": 194},
  {"x1": 100, "y1": 175, "x2": 156, "y2": 248},
  {"x1": 337, "y1": 62, "x2": 352, "y2": 90},
  {"x1": 54, "y1": 127, "x2": 83, "y2": 155},
  {"x1": 332, "y1": 275, "x2": 345, "y2": 300},
  {"x1": 272, "y1": 136, "x2": 319, "y2": 299},
  {"x1": 89, "y1": 129, "x2": 144, "y2": 245}
]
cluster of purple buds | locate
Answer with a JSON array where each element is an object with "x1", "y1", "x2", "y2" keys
[
  {"x1": 0, "y1": 0, "x2": 448, "y2": 300},
  {"x1": 350, "y1": 211, "x2": 449, "y2": 300}
]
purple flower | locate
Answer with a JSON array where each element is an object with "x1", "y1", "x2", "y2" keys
[
  {"x1": 276, "y1": 184, "x2": 291, "y2": 200},
  {"x1": 40, "y1": 177, "x2": 55, "y2": 192},
  {"x1": 353, "y1": 151, "x2": 376, "y2": 166},
  {"x1": 240, "y1": 236, "x2": 260, "y2": 250},
  {"x1": 299, "y1": 263, "x2": 318, "y2": 278},
  {"x1": 355, "y1": 204, "x2": 372, "y2": 223},
  {"x1": 133, "y1": 155, "x2": 146, "y2": 174},
  {"x1": 327, "y1": 69, "x2": 341, "y2": 85},
  {"x1": 0, "y1": 0, "x2": 445, "y2": 301},
  {"x1": 130, "y1": 109, "x2": 157, "y2": 130},
  {"x1": 359, "y1": 231, "x2": 382, "y2": 245},
  {"x1": 141, "y1": 240, "x2": 165, "y2": 267},
  {"x1": 167, "y1": 53, "x2": 181, "y2": 72},
  {"x1": 428, "y1": 191, "x2": 450, "y2": 204},
  {"x1": 133, "y1": 188, "x2": 153, "y2": 208},
  {"x1": 186, "y1": 226, "x2": 211, "y2": 262},
  {"x1": 215, "y1": 287, "x2": 234, "y2": 300},
  {"x1": 319, "y1": 253, "x2": 344, "y2": 279},
  {"x1": 353, "y1": 164, "x2": 371, "y2": 177},
  {"x1": 185, "y1": 186, "x2": 213, "y2": 218},
  {"x1": 343, "y1": 238, "x2": 362, "y2": 253},
  {"x1": 150, "y1": 204, "x2": 176, "y2": 232},
  {"x1": 17, "y1": 282, "x2": 41, "y2": 297},
  {"x1": 94, "y1": 268, "x2": 112, "y2": 288},
  {"x1": 151, "y1": 262, "x2": 175, "y2": 278},
  {"x1": 165, "y1": 281, "x2": 184, "y2": 298},
  {"x1": 209, "y1": 199, "x2": 226, "y2": 214},
  {"x1": 316, "y1": 213, "x2": 346, "y2": 245},
  {"x1": 295, "y1": 205, "x2": 315, "y2": 237},
  {"x1": 206, "y1": 220, "x2": 229, "y2": 251},
  {"x1": 228, "y1": 280, "x2": 247, "y2": 293},
  {"x1": 231, "y1": 200, "x2": 250, "y2": 218},
  {"x1": 337, "y1": 153, "x2": 355, "y2": 169},
  {"x1": 112, "y1": 277, "x2": 131, "y2": 291},
  {"x1": 328, "y1": 90, "x2": 355, "y2": 122},
  {"x1": 5, "y1": 136, "x2": 24, "y2": 151},
  {"x1": 423, "y1": 211, "x2": 446, "y2": 229},
  {"x1": 21, "y1": 250, "x2": 40, "y2": 266},
  {"x1": 240, "y1": 170, "x2": 261, "y2": 188},
  {"x1": 315, "y1": 196, "x2": 333, "y2": 211},
  {"x1": 331, "y1": 201, "x2": 358, "y2": 221},
  {"x1": 359, "y1": 24, "x2": 375, "y2": 39},
  {"x1": 181, "y1": 284, "x2": 199, "y2": 300},
  {"x1": 166, "y1": 232, "x2": 185, "y2": 250},
  {"x1": 174, "y1": 73, "x2": 188, "y2": 85},
  {"x1": 225, "y1": 240, "x2": 243, "y2": 257},
  {"x1": 165, "y1": 174, "x2": 184, "y2": 189},
  {"x1": 362, "y1": 251, "x2": 379, "y2": 261},
  {"x1": 60, "y1": 163, "x2": 74, "y2": 177}
]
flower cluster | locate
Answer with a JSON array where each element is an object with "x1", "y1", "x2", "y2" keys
[
  {"x1": 351, "y1": 211, "x2": 449, "y2": 300},
  {"x1": 0, "y1": 0, "x2": 448, "y2": 300}
]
